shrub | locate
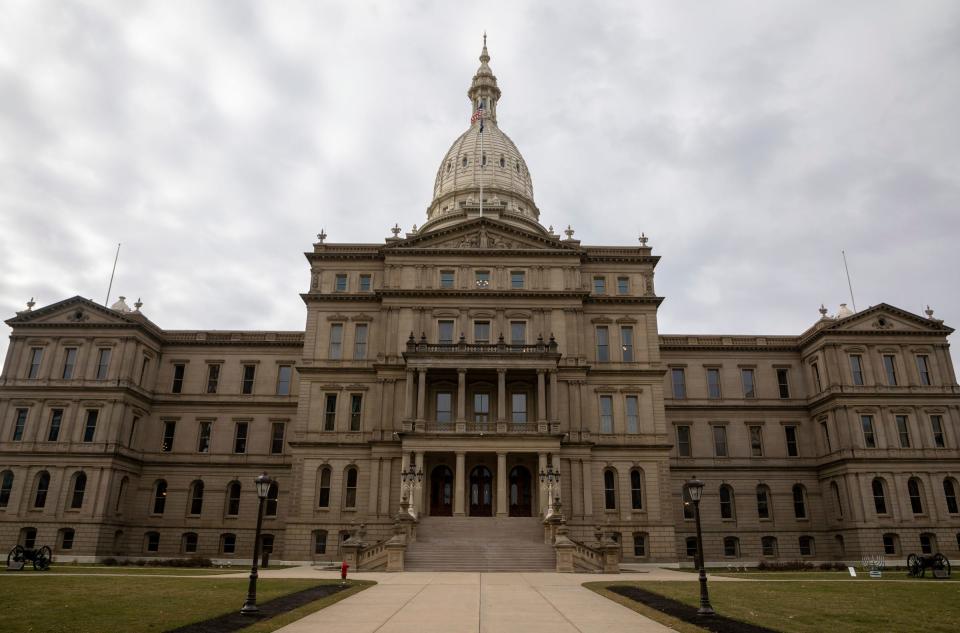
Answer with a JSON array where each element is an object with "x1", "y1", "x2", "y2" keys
[{"x1": 102, "y1": 558, "x2": 117, "y2": 567}]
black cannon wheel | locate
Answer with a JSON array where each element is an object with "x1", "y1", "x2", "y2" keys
[
  {"x1": 33, "y1": 546, "x2": 52, "y2": 571},
  {"x1": 933, "y1": 553, "x2": 951, "y2": 578},
  {"x1": 7, "y1": 545, "x2": 25, "y2": 568},
  {"x1": 907, "y1": 553, "x2": 921, "y2": 577}
]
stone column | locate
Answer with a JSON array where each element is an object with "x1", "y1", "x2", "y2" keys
[
  {"x1": 368, "y1": 458, "x2": 381, "y2": 515},
  {"x1": 537, "y1": 369, "x2": 547, "y2": 424},
  {"x1": 497, "y1": 369, "x2": 507, "y2": 431},
  {"x1": 581, "y1": 458, "x2": 593, "y2": 516},
  {"x1": 496, "y1": 452, "x2": 508, "y2": 517},
  {"x1": 549, "y1": 370, "x2": 559, "y2": 425},
  {"x1": 404, "y1": 369, "x2": 415, "y2": 420},
  {"x1": 416, "y1": 368, "x2": 427, "y2": 429},
  {"x1": 538, "y1": 452, "x2": 549, "y2": 515},
  {"x1": 415, "y1": 451, "x2": 426, "y2": 515},
  {"x1": 457, "y1": 369, "x2": 467, "y2": 426},
  {"x1": 454, "y1": 452, "x2": 466, "y2": 516}
]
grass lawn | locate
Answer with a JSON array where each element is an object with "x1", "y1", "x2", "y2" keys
[
  {"x1": 0, "y1": 576, "x2": 371, "y2": 633},
  {"x1": 588, "y1": 579, "x2": 960, "y2": 633},
  {"x1": 9, "y1": 565, "x2": 238, "y2": 576},
  {"x1": 714, "y1": 571, "x2": 957, "y2": 581}
]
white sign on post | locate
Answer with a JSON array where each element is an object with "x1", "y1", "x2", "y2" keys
[{"x1": 848, "y1": 566, "x2": 857, "y2": 577}]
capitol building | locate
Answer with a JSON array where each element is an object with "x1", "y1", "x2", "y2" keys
[{"x1": 1, "y1": 43, "x2": 958, "y2": 571}]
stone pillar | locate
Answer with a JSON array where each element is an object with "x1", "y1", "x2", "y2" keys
[
  {"x1": 457, "y1": 369, "x2": 467, "y2": 425},
  {"x1": 537, "y1": 369, "x2": 547, "y2": 426},
  {"x1": 497, "y1": 368, "x2": 507, "y2": 432},
  {"x1": 416, "y1": 368, "x2": 427, "y2": 429},
  {"x1": 404, "y1": 369, "x2": 415, "y2": 420},
  {"x1": 454, "y1": 452, "x2": 466, "y2": 516},
  {"x1": 496, "y1": 452, "x2": 508, "y2": 517},
  {"x1": 581, "y1": 458, "x2": 593, "y2": 516},
  {"x1": 538, "y1": 452, "x2": 549, "y2": 516},
  {"x1": 415, "y1": 451, "x2": 425, "y2": 515},
  {"x1": 549, "y1": 370, "x2": 559, "y2": 426},
  {"x1": 368, "y1": 458, "x2": 381, "y2": 515}
]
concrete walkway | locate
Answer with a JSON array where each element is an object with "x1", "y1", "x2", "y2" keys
[{"x1": 265, "y1": 569, "x2": 684, "y2": 633}]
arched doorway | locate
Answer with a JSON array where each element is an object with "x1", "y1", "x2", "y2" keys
[
  {"x1": 430, "y1": 465, "x2": 453, "y2": 516},
  {"x1": 509, "y1": 466, "x2": 532, "y2": 516},
  {"x1": 469, "y1": 465, "x2": 493, "y2": 516}
]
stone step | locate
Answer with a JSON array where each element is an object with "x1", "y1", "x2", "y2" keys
[{"x1": 405, "y1": 516, "x2": 555, "y2": 571}]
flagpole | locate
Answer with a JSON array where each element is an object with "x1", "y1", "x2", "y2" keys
[
  {"x1": 479, "y1": 108, "x2": 484, "y2": 219},
  {"x1": 104, "y1": 242, "x2": 121, "y2": 305}
]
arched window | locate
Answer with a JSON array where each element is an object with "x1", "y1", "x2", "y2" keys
[
  {"x1": 34, "y1": 471, "x2": 50, "y2": 508},
  {"x1": 462, "y1": 155, "x2": 468, "y2": 167},
  {"x1": 499, "y1": 155, "x2": 505, "y2": 168},
  {"x1": 630, "y1": 470, "x2": 643, "y2": 510},
  {"x1": 115, "y1": 476, "x2": 128, "y2": 513},
  {"x1": 792, "y1": 484, "x2": 807, "y2": 519},
  {"x1": 220, "y1": 533, "x2": 237, "y2": 554},
  {"x1": 0, "y1": 470, "x2": 14, "y2": 507},
  {"x1": 313, "y1": 529, "x2": 328, "y2": 555},
  {"x1": 344, "y1": 467, "x2": 358, "y2": 508},
  {"x1": 58, "y1": 528, "x2": 75, "y2": 551},
  {"x1": 226, "y1": 481, "x2": 241, "y2": 516},
  {"x1": 830, "y1": 481, "x2": 843, "y2": 518},
  {"x1": 152, "y1": 480, "x2": 168, "y2": 514},
  {"x1": 603, "y1": 469, "x2": 617, "y2": 510},
  {"x1": 944, "y1": 478, "x2": 959, "y2": 514},
  {"x1": 756, "y1": 485, "x2": 771, "y2": 519},
  {"x1": 761, "y1": 536, "x2": 778, "y2": 557},
  {"x1": 70, "y1": 472, "x2": 87, "y2": 509},
  {"x1": 723, "y1": 536, "x2": 739, "y2": 558},
  {"x1": 685, "y1": 536, "x2": 697, "y2": 557},
  {"x1": 719, "y1": 484, "x2": 735, "y2": 520},
  {"x1": 882, "y1": 533, "x2": 899, "y2": 555},
  {"x1": 318, "y1": 468, "x2": 331, "y2": 508},
  {"x1": 835, "y1": 534, "x2": 845, "y2": 556},
  {"x1": 872, "y1": 478, "x2": 888, "y2": 515},
  {"x1": 189, "y1": 481, "x2": 204, "y2": 516},
  {"x1": 144, "y1": 531, "x2": 160, "y2": 553},
  {"x1": 182, "y1": 532, "x2": 198, "y2": 553},
  {"x1": 908, "y1": 478, "x2": 924, "y2": 514},
  {"x1": 265, "y1": 482, "x2": 279, "y2": 517},
  {"x1": 682, "y1": 486, "x2": 694, "y2": 520},
  {"x1": 798, "y1": 535, "x2": 815, "y2": 556}
]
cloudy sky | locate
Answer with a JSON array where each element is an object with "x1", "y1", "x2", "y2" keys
[{"x1": 2, "y1": 1, "x2": 959, "y2": 368}]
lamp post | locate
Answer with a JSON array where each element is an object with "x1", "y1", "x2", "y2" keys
[
  {"x1": 538, "y1": 465, "x2": 561, "y2": 516},
  {"x1": 684, "y1": 477, "x2": 714, "y2": 616},
  {"x1": 241, "y1": 472, "x2": 273, "y2": 616},
  {"x1": 400, "y1": 461, "x2": 423, "y2": 517}
]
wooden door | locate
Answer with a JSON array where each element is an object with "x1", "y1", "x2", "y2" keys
[
  {"x1": 469, "y1": 465, "x2": 493, "y2": 516},
  {"x1": 430, "y1": 465, "x2": 453, "y2": 516},
  {"x1": 509, "y1": 466, "x2": 532, "y2": 516}
]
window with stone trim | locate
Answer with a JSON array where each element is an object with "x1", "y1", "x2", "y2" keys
[
  {"x1": 329, "y1": 324, "x2": 344, "y2": 359},
  {"x1": 172, "y1": 363, "x2": 185, "y2": 393},
  {"x1": 359, "y1": 274, "x2": 372, "y2": 292},
  {"x1": 849, "y1": 355, "x2": 864, "y2": 385},
  {"x1": 318, "y1": 468, "x2": 331, "y2": 508},
  {"x1": 59, "y1": 528, "x2": 75, "y2": 551},
  {"x1": 511, "y1": 393, "x2": 527, "y2": 423},
  {"x1": 712, "y1": 426, "x2": 728, "y2": 457},
  {"x1": 931, "y1": 415, "x2": 946, "y2": 447},
  {"x1": 756, "y1": 485, "x2": 771, "y2": 519},
  {"x1": 189, "y1": 481, "x2": 204, "y2": 515},
  {"x1": 872, "y1": 478, "x2": 888, "y2": 515},
  {"x1": 314, "y1": 529, "x2": 328, "y2": 554},
  {"x1": 344, "y1": 467, "x2": 358, "y2": 509},
  {"x1": 944, "y1": 478, "x2": 959, "y2": 514},
  {"x1": 761, "y1": 536, "x2": 778, "y2": 557},
  {"x1": 241, "y1": 364, "x2": 256, "y2": 394},
  {"x1": 354, "y1": 324, "x2": 368, "y2": 359},
  {"x1": 324, "y1": 394, "x2": 337, "y2": 431},
  {"x1": 62, "y1": 347, "x2": 77, "y2": 379},
  {"x1": 784, "y1": 425, "x2": 799, "y2": 457},
  {"x1": 0, "y1": 470, "x2": 13, "y2": 508},
  {"x1": 749, "y1": 425, "x2": 763, "y2": 457},
  {"x1": 96, "y1": 348, "x2": 111, "y2": 380},
  {"x1": 69, "y1": 472, "x2": 86, "y2": 509},
  {"x1": 776, "y1": 368, "x2": 790, "y2": 398},
  {"x1": 226, "y1": 481, "x2": 241, "y2": 516},
  {"x1": 620, "y1": 326, "x2": 634, "y2": 362},
  {"x1": 34, "y1": 471, "x2": 50, "y2": 508},
  {"x1": 723, "y1": 536, "x2": 740, "y2": 557},
  {"x1": 671, "y1": 368, "x2": 686, "y2": 399},
  {"x1": 682, "y1": 486, "x2": 694, "y2": 520},
  {"x1": 625, "y1": 396, "x2": 639, "y2": 434},
  {"x1": 676, "y1": 425, "x2": 691, "y2": 457},
  {"x1": 719, "y1": 484, "x2": 735, "y2": 519},
  {"x1": 271, "y1": 422, "x2": 286, "y2": 454},
  {"x1": 48, "y1": 408, "x2": 63, "y2": 441},
  {"x1": 860, "y1": 415, "x2": 877, "y2": 448},
  {"x1": 349, "y1": 394, "x2": 363, "y2": 431},
  {"x1": 153, "y1": 480, "x2": 168, "y2": 514},
  {"x1": 685, "y1": 536, "x2": 697, "y2": 557},
  {"x1": 741, "y1": 368, "x2": 756, "y2": 398},
  {"x1": 908, "y1": 478, "x2": 924, "y2": 514},
  {"x1": 265, "y1": 482, "x2": 279, "y2": 517},
  {"x1": 276, "y1": 365, "x2": 292, "y2": 395},
  {"x1": 206, "y1": 363, "x2": 221, "y2": 393},
  {"x1": 599, "y1": 395, "x2": 613, "y2": 434},
  {"x1": 706, "y1": 368, "x2": 721, "y2": 399},
  {"x1": 220, "y1": 533, "x2": 237, "y2": 554},
  {"x1": 798, "y1": 535, "x2": 814, "y2": 556},
  {"x1": 603, "y1": 469, "x2": 617, "y2": 510},
  {"x1": 28, "y1": 347, "x2": 42, "y2": 379},
  {"x1": 920, "y1": 533, "x2": 935, "y2": 554},
  {"x1": 630, "y1": 469, "x2": 643, "y2": 510},
  {"x1": 334, "y1": 274, "x2": 347, "y2": 292},
  {"x1": 595, "y1": 326, "x2": 610, "y2": 362},
  {"x1": 883, "y1": 533, "x2": 899, "y2": 555},
  {"x1": 831, "y1": 481, "x2": 843, "y2": 519},
  {"x1": 916, "y1": 355, "x2": 932, "y2": 385},
  {"x1": 438, "y1": 320, "x2": 455, "y2": 344},
  {"x1": 632, "y1": 532, "x2": 647, "y2": 557},
  {"x1": 12, "y1": 408, "x2": 27, "y2": 442},
  {"x1": 792, "y1": 484, "x2": 807, "y2": 519},
  {"x1": 161, "y1": 421, "x2": 176, "y2": 452},
  {"x1": 182, "y1": 532, "x2": 198, "y2": 553},
  {"x1": 233, "y1": 422, "x2": 248, "y2": 454},
  {"x1": 145, "y1": 531, "x2": 160, "y2": 553}
]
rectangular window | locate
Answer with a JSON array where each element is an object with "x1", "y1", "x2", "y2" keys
[
  {"x1": 234, "y1": 422, "x2": 248, "y2": 454},
  {"x1": 713, "y1": 426, "x2": 728, "y2": 457},
  {"x1": 83, "y1": 409, "x2": 98, "y2": 442},
  {"x1": 511, "y1": 393, "x2": 527, "y2": 423},
  {"x1": 129, "y1": 416, "x2": 139, "y2": 447},
  {"x1": 757, "y1": 489, "x2": 771, "y2": 520},
  {"x1": 883, "y1": 355, "x2": 898, "y2": 386},
  {"x1": 271, "y1": 422, "x2": 285, "y2": 454},
  {"x1": 850, "y1": 355, "x2": 864, "y2": 385},
  {"x1": 510, "y1": 321, "x2": 526, "y2": 345},
  {"x1": 438, "y1": 320, "x2": 455, "y2": 344},
  {"x1": 475, "y1": 270, "x2": 490, "y2": 287},
  {"x1": 314, "y1": 531, "x2": 327, "y2": 554},
  {"x1": 741, "y1": 368, "x2": 756, "y2": 398},
  {"x1": 883, "y1": 535, "x2": 897, "y2": 556},
  {"x1": 28, "y1": 347, "x2": 43, "y2": 379},
  {"x1": 931, "y1": 415, "x2": 946, "y2": 448},
  {"x1": 617, "y1": 277, "x2": 629, "y2": 295},
  {"x1": 474, "y1": 393, "x2": 490, "y2": 423},
  {"x1": 821, "y1": 421, "x2": 832, "y2": 452},
  {"x1": 707, "y1": 368, "x2": 722, "y2": 399},
  {"x1": 62, "y1": 348, "x2": 77, "y2": 379},
  {"x1": 676, "y1": 425, "x2": 691, "y2": 457},
  {"x1": 241, "y1": 364, "x2": 256, "y2": 395},
  {"x1": 354, "y1": 324, "x2": 368, "y2": 359},
  {"x1": 633, "y1": 533, "x2": 646, "y2": 556},
  {"x1": 436, "y1": 392, "x2": 452, "y2": 423},
  {"x1": 811, "y1": 362, "x2": 822, "y2": 392},
  {"x1": 48, "y1": 409, "x2": 63, "y2": 442},
  {"x1": 161, "y1": 421, "x2": 176, "y2": 452},
  {"x1": 139, "y1": 356, "x2": 150, "y2": 385},
  {"x1": 221, "y1": 534, "x2": 236, "y2": 554},
  {"x1": 625, "y1": 396, "x2": 639, "y2": 434},
  {"x1": 620, "y1": 326, "x2": 634, "y2": 362},
  {"x1": 593, "y1": 276, "x2": 606, "y2": 294},
  {"x1": 359, "y1": 274, "x2": 372, "y2": 292},
  {"x1": 671, "y1": 368, "x2": 686, "y2": 399},
  {"x1": 785, "y1": 425, "x2": 799, "y2": 456},
  {"x1": 276, "y1": 365, "x2": 292, "y2": 395},
  {"x1": 776, "y1": 368, "x2": 790, "y2": 398},
  {"x1": 596, "y1": 326, "x2": 609, "y2": 361},
  {"x1": 329, "y1": 324, "x2": 344, "y2": 359},
  {"x1": 12, "y1": 409, "x2": 27, "y2": 441},
  {"x1": 349, "y1": 394, "x2": 362, "y2": 431},
  {"x1": 749, "y1": 425, "x2": 764, "y2": 457},
  {"x1": 861, "y1": 415, "x2": 876, "y2": 448},
  {"x1": 440, "y1": 270, "x2": 455, "y2": 288},
  {"x1": 206, "y1": 364, "x2": 220, "y2": 394},
  {"x1": 334, "y1": 274, "x2": 347, "y2": 292},
  {"x1": 916, "y1": 355, "x2": 931, "y2": 385},
  {"x1": 474, "y1": 321, "x2": 490, "y2": 344},
  {"x1": 96, "y1": 348, "x2": 111, "y2": 380},
  {"x1": 510, "y1": 271, "x2": 525, "y2": 289},
  {"x1": 895, "y1": 415, "x2": 910, "y2": 448},
  {"x1": 599, "y1": 395, "x2": 613, "y2": 434},
  {"x1": 172, "y1": 364, "x2": 185, "y2": 393},
  {"x1": 324, "y1": 394, "x2": 337, "y2": 431},
  {"x1": 197, "y1": 421, "x2": 212, "y2": 453}
]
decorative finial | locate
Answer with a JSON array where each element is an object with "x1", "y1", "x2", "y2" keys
[
  {"x1": 564, "y1": 225, "x2": 575, "y2": 239},
  {"x1": 819, "y1": 304, "x2": 828, "y2": 317},
  {"x1": 25, "y1": 297, "x2": 35, "y2": 311},
  {"x1": 411, "y1": 224, "x2": 418, "y2": 233},
  {"x1": 548, "y1": 225, "x2": 554, "y2": 233},
  {"x1": 391, "y1": 223, "x2": 401, "y2": 237},
  {"x1": 316, "y1": 229, "x2": 327, "y2": 244},
  {"x1": 639, "y1": 232, "x2": 649, "y2": 246},
  {"x1": 925, "y1": 305, "x2": 935, "y2": 319},
  {"x1": 134, "y1": 297, "x2": 143, "y2": 312}
]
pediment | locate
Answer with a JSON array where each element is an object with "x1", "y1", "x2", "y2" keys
[
  {"x1": 6, "y1": 296, "x2": 141, "y2": 327},
  {"x1": 826, "y1": 304, "x2": 952, "y2": 334},
  {"x1": 384, "y1": 218, "x2": 580, "y2": 253}
]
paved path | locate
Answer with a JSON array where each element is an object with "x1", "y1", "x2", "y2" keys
[{"x1": 268, "y1": 569, "x2": 681, "y2": 633}]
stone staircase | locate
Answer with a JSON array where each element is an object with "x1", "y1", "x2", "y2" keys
[{"x1": 404, "y1": 516, "x2": 555, "y2": 571}]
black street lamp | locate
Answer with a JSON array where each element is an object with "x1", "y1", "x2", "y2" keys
[
  {"x1": 538, "y1": 465, "x2": 561, "y2": 513},
  {"x1": 685, "y1": 477, "x2": 715, "y2": 616},
  {"x1": 241, "y1": 472, "x2": 274, "y2": 616}
]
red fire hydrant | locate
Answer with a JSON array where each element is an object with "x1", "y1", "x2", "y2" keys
[{"x1": 341, "y1": 561, "x2": 350, "y2": 584}]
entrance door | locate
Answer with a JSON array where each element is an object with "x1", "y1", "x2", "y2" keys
[
  {"x1": 509, "y1": 466, "x2": 532, "y2": 516},
  {"x1": 469, "y1": 465, "x2": 493, "y2": 516},
  {"x1": 430, "y1": 465, "x2": 453, "y2": 516}
]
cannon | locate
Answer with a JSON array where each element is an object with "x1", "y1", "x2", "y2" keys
[
  {"x1": 6, "y1": 545, "x2": 52, "y2": 571},
  {"x1": 906, "y1": 552, "x2": 950, "y2": 578}
]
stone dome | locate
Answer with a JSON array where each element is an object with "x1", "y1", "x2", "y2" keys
[{"x1": 422, "y1": 39, "x2": 545, "y2": 234}]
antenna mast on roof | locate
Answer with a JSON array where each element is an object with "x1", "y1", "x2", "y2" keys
[
  {"x1": 841, "y1": 250, "x2": 857, "y2": 313},
  {"x1": 104, "y1": 243, "x2": 121, "y2": 305}
]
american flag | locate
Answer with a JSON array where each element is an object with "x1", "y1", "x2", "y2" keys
[{"x1": 471, "y1": 107, "x2": 484, "y2": 131}]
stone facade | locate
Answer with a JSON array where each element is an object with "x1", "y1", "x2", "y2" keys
[{"x1": 1, "y1": 44, "x2": 958, "y2": 567}]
